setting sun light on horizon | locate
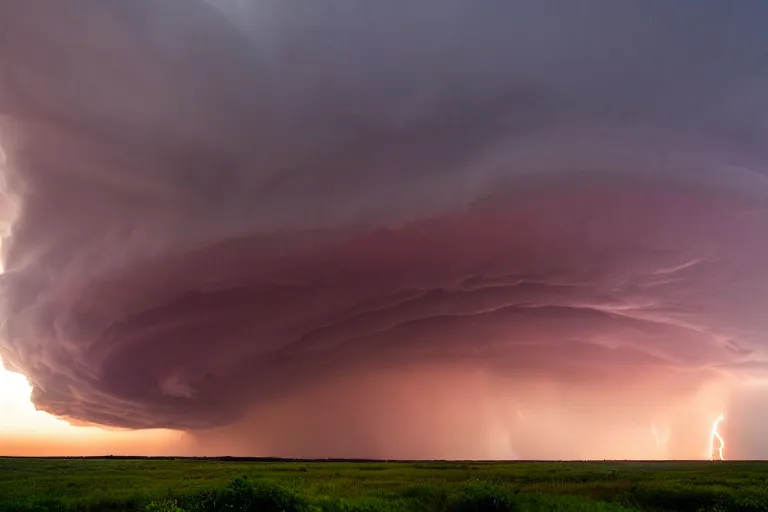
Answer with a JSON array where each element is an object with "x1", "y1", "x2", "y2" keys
[{"x1": 0, "y1": 358, "x2": 186, "y2": 456}]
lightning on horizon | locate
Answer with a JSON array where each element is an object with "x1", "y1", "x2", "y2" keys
[
  {"x1": 709, "y1": 414, "x2": 725, "y2": 461},
  {"x1": 651, "y1": 423, "x2": 660, "y2": 450}
]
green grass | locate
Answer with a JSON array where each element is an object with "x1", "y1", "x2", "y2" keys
[{"x1": 0, "y1": 458, "x2": 766, "y2": 511}]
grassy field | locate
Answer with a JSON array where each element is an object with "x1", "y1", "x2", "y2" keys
[{"x1": 1, "y1": 457, "x2": 766, "y2": 511}]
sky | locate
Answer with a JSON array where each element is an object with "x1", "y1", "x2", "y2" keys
[{"x1": 0, "y1": 0, "x2": 768, "y2": 459}]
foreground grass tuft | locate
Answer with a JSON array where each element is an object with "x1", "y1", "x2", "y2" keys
[{"x1": 146, "y1": 499, "x2": 185, "y2": 512}]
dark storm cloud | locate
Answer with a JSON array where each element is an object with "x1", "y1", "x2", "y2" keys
[{"x1": 0, "y1": 0, "x2": 767, "y2": 443}]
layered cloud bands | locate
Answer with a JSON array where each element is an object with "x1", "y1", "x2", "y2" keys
[{"x1": 1, "y1": 0, "x2": 768, "y2": 458}]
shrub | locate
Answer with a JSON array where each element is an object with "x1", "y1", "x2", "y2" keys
[
  {"x1": 619, "y1": 486, "x2": 731, "y2": 512},
  {"x1": 448, "y1": 484, "x2": 520, "y2": 512},
  {"x1": 189, "y1": 476, "x2": 311, "y2": 512}
]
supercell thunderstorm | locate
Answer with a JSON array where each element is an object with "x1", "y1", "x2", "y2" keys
[{"x1": 0, "y1": 0, "x2": 768, "y2": 458}]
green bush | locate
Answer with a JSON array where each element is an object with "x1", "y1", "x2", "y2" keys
[
  {"x1": 448, "y1": 484, "x2": 520, "y2": 512},
  {"x1": 619, "y1": 486, "x2": 730, "y2": 512},
  {"x1": 188, "y1": 476, "x2": 311, "y2": 512}
]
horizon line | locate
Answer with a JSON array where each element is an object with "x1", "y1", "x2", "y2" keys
[{"x1": 0, "y1": 456, "x2": 745, "y2": 463}]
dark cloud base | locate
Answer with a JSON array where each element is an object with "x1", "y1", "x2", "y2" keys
[{"x1": 3, "y1": 171, "x2": 765, "y2": 430}]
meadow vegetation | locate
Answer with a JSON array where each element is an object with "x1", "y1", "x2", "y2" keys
[{"x1": 0, "y1": 458, "x2": 765, "y2": 512}]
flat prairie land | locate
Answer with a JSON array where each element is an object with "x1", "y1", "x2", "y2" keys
[{"x1": 0, "y1": 457, "x2": 765, "y2": 511}]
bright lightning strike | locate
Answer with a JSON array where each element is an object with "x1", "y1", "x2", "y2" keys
[{"x1": 709, "y1": 414, "x2": 725, "y2": 461}]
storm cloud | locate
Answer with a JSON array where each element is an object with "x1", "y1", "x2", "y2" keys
[{"x1": 1, "y1": 0, "x2": 768, "y2": 458}]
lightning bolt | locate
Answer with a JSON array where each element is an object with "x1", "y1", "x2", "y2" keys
[{"x1": 709, "y1": 414, "x2": 725, "y2": 461}]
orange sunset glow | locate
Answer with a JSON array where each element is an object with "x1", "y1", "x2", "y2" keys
[{"x1": 0, "y1": 358, "x2": 185, "y2": 456}]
